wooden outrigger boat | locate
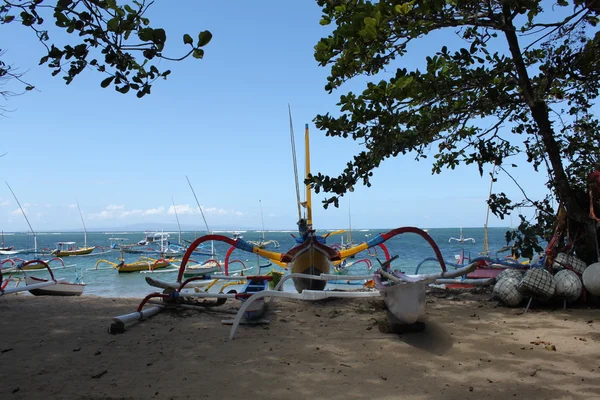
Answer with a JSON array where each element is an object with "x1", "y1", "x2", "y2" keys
[
  {"x1": 95, "y1": 256, "x2": 172, "y2": 273},
  {"x1": 110, "y1": 115, "x2": 480, "y2": 340},
  {"x1": 25, "y1": 274, "x2": 85, "y2": 296},
  {"x1": 1, "y1": 259, "x2": 85, "y2": 297},
  {"x1": 52, "y1": 242, "x2": 96, "y2": 257}
]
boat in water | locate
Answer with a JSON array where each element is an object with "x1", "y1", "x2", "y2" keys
[{"x1": 52, "y1": 242, "x2": 96, "y2": 257}]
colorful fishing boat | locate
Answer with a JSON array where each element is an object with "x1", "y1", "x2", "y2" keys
[
  {"x1": 52, "y1": 242, "x2": 96, "y2": 257},
  {"x1": 182, "y1": 259, "x2": 222, "y2": 278},
  {"x1": 94, "y1": 257, "x2": 172, "y2": 273}
]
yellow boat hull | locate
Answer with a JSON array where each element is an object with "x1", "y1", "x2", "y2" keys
[
  {"x1": 54, "y1": 247, "x2": 95, "y2": 257},
  {"x1": 117, "y1": 260, "x2": 170, "y2": 273}
]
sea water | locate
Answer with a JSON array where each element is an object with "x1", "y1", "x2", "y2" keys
[{"x1": 0, "y1": 228, "x2": 515, "y2": 298}]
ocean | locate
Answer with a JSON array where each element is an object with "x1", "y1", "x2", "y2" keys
[{"x1": 1, "y1": 227, "x2": 515, "y2": 298}]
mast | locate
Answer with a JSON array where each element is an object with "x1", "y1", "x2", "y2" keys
[
  {"x1": 76, "y1": 199, "x2": 87, "y2": 248},
  {"x1": 288, "y1": 105, "x2": 302, "y2": 222},
  {"x1": 483, "y1": 166, "x2": 496, "y2": 255},
  {"x1": 5, "y1": 182, "x2": 37, "y2": 253},
  {"x1": 172, "y1": 197, "x2": 182, "y2": 245},
  {"x1": 347, "y1": 197, "x2": 352, "y2": 244},
  {"x1": 186, "y1": 175, "x2": 214, "y2": 256},
  {"x1": 259, "y1": 199, "x2": 265, "y2": 241},
  {"x1": 304, "y1": 123, "x2": 312, "y2": 228}
]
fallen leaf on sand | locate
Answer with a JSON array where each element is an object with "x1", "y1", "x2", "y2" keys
[{"x1": 544, "y1": 345, "x2": 557, "y2": 351}]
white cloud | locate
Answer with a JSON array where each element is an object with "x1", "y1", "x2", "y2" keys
[
  {"x1": 142, "y1": 207, "x2": 164, "y2": 216},
  {"x1": 10, "y1": 208, "x2": 25, "y2": 216},
  {"x1": 88, "y1": 205, "x2": 165, "y2": 220},
  {"x1": 204, "y1": 207, "x2": 243, "y2": 217},
  {"x1": 67, "y1": 204, "x2": 77, "y2": 208},
  {"x1": 167, "y1": 204, "x2": 200, "y2": 215},
  {"x1": 0, "y1": 200, "x2": 9, "y2": 207}
]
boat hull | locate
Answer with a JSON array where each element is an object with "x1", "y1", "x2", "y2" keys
[
  {"x1": 25, "y1": 276, "x2": 85, "y2": 296},
  {"x1": 54, "y1": 247, "x2": 95, "y2": 257},
  {"x1": 117, "y1": 260, "x2": 170, "y2": 273},
  {"x1": 285, "y1": 237, "x2": 335, "y2": 292},
  {"x1": 182, "y1": 264, "x2": 220, "y2": 278},
  {"x1": 375, "y1": 273, "x2": 434, "y2": 325}
]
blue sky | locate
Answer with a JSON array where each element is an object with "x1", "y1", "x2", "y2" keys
[{"x1": 0, "y1": 1, "x2": 553, "y2": 232}]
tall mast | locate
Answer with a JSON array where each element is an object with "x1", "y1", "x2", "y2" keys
[
  {"x1": 304, "y1": 123, "x2": 312, "y2": 228},
  {"x1": 483, "y1": 166, "x2": 496, "y2": 255},
  {"x1": 259, "y1": 199, "x2": 265, "y2": 241},
  {"x1": 172, "y1": 197, "x2": 182, "y2": 245},
  {"x1": 288, "y1": 105, "x2": 302, "y2": 222},
  {"x1": 76, "y1": 199, "x2": 87, "y2": 248},
  {"x1": 5, "y1": 182, "x2": 37, "y2": 253},
  {"x1": 186, "y1": 175, "x2": 213, "y2": 256}
]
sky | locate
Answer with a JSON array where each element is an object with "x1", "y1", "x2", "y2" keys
[{"x1": 0, "y1": 1, "x2": 556, "y2": 232}]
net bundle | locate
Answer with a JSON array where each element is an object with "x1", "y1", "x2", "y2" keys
[
  {"x1": 552, "y1": 253, "x2": 587, "y2": 274},
  {"x1": 518, "y1": 268, "x2": 556, "y2": 299},
  {"x1": 554, "y1": 269, "x2": 583, "y2": 302},
  {"x1": 495, "y1": 268, "x2": 525, "y2": 282},
  {"x1": 493, "y1": 277, "x2": 523, "y2": 307}
]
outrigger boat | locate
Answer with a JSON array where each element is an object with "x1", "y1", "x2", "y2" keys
[
  {"x1": 1, "y1": 259, "x2": 85, "y2": 296},
  {"x1": 112, "y1": 116, "x2": 463, "y2": 339},
  {"x1": 52, "y1": 242, "x2": 96, "y2": 257},
  {"x1": 94, "y1": 256, "x2": 172, "y2": 273}
]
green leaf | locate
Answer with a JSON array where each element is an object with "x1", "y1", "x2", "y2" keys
[
  {"x1": 320, "y1": 17, "x2": 331, "y2": 26},
  {"x1": 25, "y1": 86, "x2": 34, "y2": 91},
  {"x1": 192, "y1": 49, "x2": 204, "y2": 59},
  {"x1": 197, "y1": 30, "x2": 212, "y2": 47},
  {"x1": 100, "y1": 76, "x2": 115, "y2": 88},
  {"x1": 4, "y1": 15, "x2": 15, "y2": 23},
  {"x1": 183, "y1": 33, "x2": 193, "y2": 45},
  {"x1": 138, "y1": 27, "x2": 154, "y2": 42}
]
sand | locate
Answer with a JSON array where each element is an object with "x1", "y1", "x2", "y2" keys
[{"x1": 1, "y1": 290, "x2": 600, "y2": 400}]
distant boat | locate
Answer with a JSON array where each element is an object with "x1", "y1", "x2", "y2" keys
[
  {"x1": 138, "y1": 231, "x2": 170, "y2": 246},
  {"x1": 231, "y1": 231, "x2": 244, "y2": 240},
  {"x1": 448, "y1": 227, "x2": 475, "y2": 244},
  {"x1": 52, "y1": 242, "x2": 96, "y2": 257}
]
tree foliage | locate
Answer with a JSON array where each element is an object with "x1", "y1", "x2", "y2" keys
[
  {"x1": 0, "y1": 0, "x2": 211, "y2": 98},
  {"x1": 311, "y1": 0, "x2": 600, "y2": 261}
]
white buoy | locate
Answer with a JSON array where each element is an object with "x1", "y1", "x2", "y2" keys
[
  {"x1": 493, "y1": 277, "x2": 523, "y2": 307},
  {"x1": 554, "y1": 269, "x2": 583, "y2": 302},
  {"x1": 496, "y1": 268, "x2": 525, "y2": 282},
  {"x1": 582, "y1": 262, "x2": 600, "y2": 296},
  {"x1": 518, "y1": 268, "x2": 556, "y2": 299},
  {"x1": 552, "y1": 253, "x2": 587, "y2": 274}
]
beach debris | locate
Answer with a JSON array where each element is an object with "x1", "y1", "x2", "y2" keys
[
  {"x1": 545, "y1": 344, "x2": 557, "y2": 351},
  {"x1": 530, "y1": 340, "x2": 552, "y2": 346},
  {"x1": 72, "y1": 347, "x2": 81, "y2": 352},
  {"x1": 91, "y1": 370, "x2": 108, "y2": 379},
  {"x1": 530, "y1": 368, "x2": 540, "y2": 377},
  {"x1": 1, "y1": 348, "x2": 14, "y2": 353}
]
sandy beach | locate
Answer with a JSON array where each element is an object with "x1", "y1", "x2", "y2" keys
[{"x1": 1, "y1": 290, "x2": 600, "y2": 400}]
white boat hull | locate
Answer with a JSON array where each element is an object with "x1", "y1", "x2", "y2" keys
[
  {"x1": 25, "y1": 276, "x2": 85, "y2": 296},
  {"x1": 377, "y1": 278, "x2": 434, "y2": 324}
]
